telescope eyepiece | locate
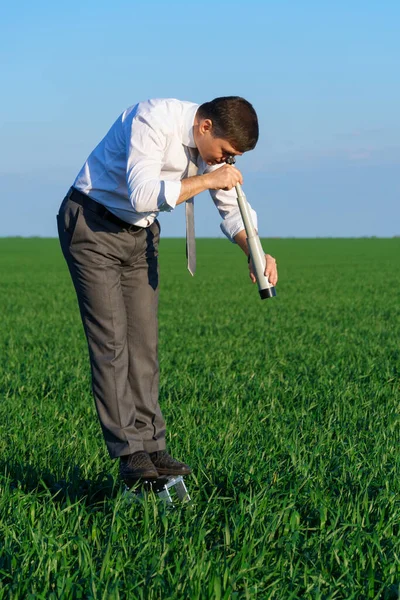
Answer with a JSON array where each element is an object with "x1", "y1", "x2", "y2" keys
[{"x1": 225, "y1": 156, "x2": 236, "y2": 165}]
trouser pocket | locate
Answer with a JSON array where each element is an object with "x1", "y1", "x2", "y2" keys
[{"x1": 57, "y1": 198, "x2": 83, "y2": 251}]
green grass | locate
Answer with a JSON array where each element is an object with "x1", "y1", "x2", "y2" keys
[{"x1": 0, "y1": 236, "x2": 399, "y2": 599}]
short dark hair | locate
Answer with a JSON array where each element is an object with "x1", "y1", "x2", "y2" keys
[{"x1": 197, "y1": 96, "x2": 259, "y2": 152}]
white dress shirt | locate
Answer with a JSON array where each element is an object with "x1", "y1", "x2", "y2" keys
[{"x1": 74, "y1": 98, "x2": 258, "y2": 242}]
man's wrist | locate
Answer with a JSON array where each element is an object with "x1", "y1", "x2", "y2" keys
[
  {"x1": 233, "y1": 230, "x2": 249, "y2": 255},
  {"x1": 177, "y1": 174, "x2": 210, "y2": 205},
  {"x1": 201, "y1": 173, "x2": 211, "y2": 189}
]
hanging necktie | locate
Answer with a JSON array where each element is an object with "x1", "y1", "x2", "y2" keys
[{"x1": 185, "y1": 147, "x2": 199, "y2": 276}]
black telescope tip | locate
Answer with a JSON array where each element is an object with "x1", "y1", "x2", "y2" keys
[
  {"x1": 260, "y1": 287, "x2": 276, "y2": 300},
  {"x1": 225, "y1": 156, "x2": 236, "y2": 165}
]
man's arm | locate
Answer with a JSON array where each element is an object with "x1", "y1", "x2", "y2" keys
[
  {"x1": 233, "y1": 229, "x2": 249, "y2": 255},
  {"x1": 176, "y1": 165, "x2": 243, "y2": 205},
  {"x1": 178, "y1": 162, "x2": 279, "y2": 286},
  {"x1": 234, "y1": 229, "x2": 278, "y2": 286}
]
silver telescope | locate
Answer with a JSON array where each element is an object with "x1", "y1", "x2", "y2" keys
[{"x1": 226, "y1": 156, "x2": 276, "y2": 300}]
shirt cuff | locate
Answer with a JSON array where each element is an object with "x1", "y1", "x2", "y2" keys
[
  {"x1": 220, "y1": 208, "x2": 259, "y2": 243},
  {"x1": 158, "y1": 180, "x2": 182, "y2": 212}
]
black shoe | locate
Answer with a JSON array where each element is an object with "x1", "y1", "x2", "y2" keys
[
  {"x1": 149, "y1": 450, "x2": 192, "y2": 476},
  {"x1": 120, "y1": 451, "x2": 159, "y2": 485}
]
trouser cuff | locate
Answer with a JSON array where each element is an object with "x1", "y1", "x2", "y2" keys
[
  {"x1": 143, "y1": 439, "x2": 167, "y2": 453},
  {"x1": 112, "y1": 440, "x2": 166, "y2": 459}
]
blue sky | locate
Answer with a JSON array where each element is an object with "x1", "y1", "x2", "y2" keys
[{"x1": 1, "y1": 0, "x2": 399, "y2": 237}]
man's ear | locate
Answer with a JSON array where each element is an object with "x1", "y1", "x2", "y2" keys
[{"x1": 200, "y1": 119, "x2": 213, "y2": 134}]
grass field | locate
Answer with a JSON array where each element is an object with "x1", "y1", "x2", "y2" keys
[{"x1": 0, "y1": 236, "x2": 399, "y2": 599}]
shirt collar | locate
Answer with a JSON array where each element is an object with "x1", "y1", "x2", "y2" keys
[{"x1": 181, "y1": 103, "x2": 199, "y2": 148}]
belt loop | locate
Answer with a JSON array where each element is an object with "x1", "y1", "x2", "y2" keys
[{"x1": 99, "y1": 205, "x2": 108, "y2": 220}]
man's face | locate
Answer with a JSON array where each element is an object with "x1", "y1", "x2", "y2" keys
[{"x1": 194, "y1": 118, "x2": 243, "y2": 166}]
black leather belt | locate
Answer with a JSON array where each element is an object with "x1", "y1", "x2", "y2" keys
[{"x1": 67, "y1": 187, "x2": 144, "y2": 232}]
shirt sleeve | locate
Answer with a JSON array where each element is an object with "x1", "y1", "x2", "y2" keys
[
  {"x1": 204, "y1": 164, "x2": 259, "y2": 243},
  {"x1": 125, "y1": 113, "x2": 181, "y2": 213}
]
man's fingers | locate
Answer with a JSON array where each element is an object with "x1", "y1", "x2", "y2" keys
[
  {"x1": 264, "y1": 254, "x2": 278, "y2": 286},
  {"x1": 249, "y1": 254, "x2": 278, "y2": 286},
  {"x1": 265, "y1": 266, "x2": 278, "y2": 286},
  {"x1": 234, "y1": 168, "x2": 243, "y2": 185},
  {"x1": 248, "y1": 260, "x2": 257, "y2": 284},
  {"x1": 220, "y1": 165, "x2": 243, "y2": 189},
  {"x1": 228, "y1": 166, "x2": 242, "y2": 187},
  {"x1": 266, "y1": 271, "x2": 278, "y2": 286}
]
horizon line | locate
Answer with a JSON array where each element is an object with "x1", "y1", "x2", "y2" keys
[{"x1": 1, "y1": 235, "x2": 399, "y2": 241}]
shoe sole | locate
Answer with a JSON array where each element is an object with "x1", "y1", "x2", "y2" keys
[
  {"x1": 154, "y1": 468, "x2": 192, "y2": 476},
  {"x1": 121, "y1": 471, "x2": 160, "y2": 481}
]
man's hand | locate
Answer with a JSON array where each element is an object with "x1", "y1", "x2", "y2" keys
[
  {"x1": 249, "y1": 254, "x2": 278, "y2": 286},
  {"x1": 234, "y1": 231, "x2": 278, "y2": 287},
  {"x1": 203, "y1": 165, "x2": 243, "y2": 191},
  {"x1": 176, "y1": 165, "x2": 243, "y2": 206}
]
